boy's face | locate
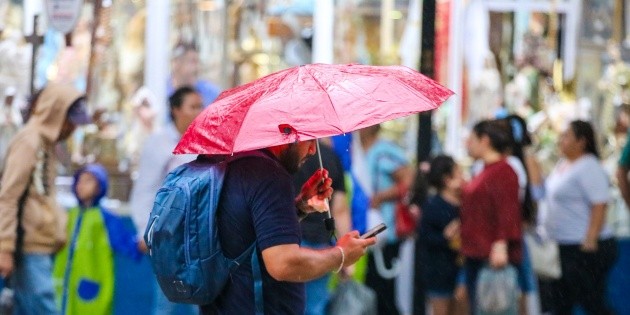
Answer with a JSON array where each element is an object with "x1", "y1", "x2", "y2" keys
[{"x1": 76, "y1": 172, "x2": 100, "y2": 206}]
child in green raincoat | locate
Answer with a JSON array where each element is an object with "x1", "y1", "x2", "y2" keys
[{"x1": 53, "y1": 164, "x2": 142, "y2": 315}]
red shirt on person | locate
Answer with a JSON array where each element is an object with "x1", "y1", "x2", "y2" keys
[{"x1": 461, "y1": 159, "x2": 522, "y2": 264}]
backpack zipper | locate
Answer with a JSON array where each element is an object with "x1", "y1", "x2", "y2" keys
[
  {"x1": 183, "y1": 184, "x2": 192, "y2": 265},
  {"x1": 146, "y1": 215, "x2": 158, "y2": 256}
]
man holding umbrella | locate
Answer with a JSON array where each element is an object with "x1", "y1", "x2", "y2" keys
[
  {"x1": 173, "y1": 63, "x2": 453, "y2": 314},
  {"x1": 200, "y1": 139, "x2": 374, "y2": 314}
]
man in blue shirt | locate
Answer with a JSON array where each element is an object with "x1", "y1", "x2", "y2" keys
[{"x1": 201, "y1": 140, "x2": 376, "y2": 314}]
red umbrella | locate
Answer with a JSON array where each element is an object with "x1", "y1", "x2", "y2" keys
[{"x1": 174, "y1": 63, "x2": 453, "y2": 155}]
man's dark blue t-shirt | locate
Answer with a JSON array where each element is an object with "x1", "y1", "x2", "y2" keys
[{"x1": 201, "y1": 150, "x2": 305, "y2": 314}]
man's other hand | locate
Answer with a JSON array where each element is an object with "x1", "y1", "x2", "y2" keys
[{"x1": 296, "y1": 169, "x2": 333, "y2": 213}]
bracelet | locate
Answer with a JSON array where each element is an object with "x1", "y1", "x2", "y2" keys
[{"x1": 334, "y1": 246, "x2": 345, "y2": 273}]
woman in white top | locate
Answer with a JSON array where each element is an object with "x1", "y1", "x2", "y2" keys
[{"x1": 544, "y1": 120, "x2": 617, "y2": 314}]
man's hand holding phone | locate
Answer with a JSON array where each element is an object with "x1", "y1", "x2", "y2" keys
[
  {"x1": 335, "y1": 230, "x2": 377, "y2": 269},
  {"x1": 332, "y1": 223, "x2": 386, "y2": 272}
]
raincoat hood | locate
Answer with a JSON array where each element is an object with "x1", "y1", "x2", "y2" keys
[
  {"x1": 27, "y1": 83, "x2": 84, "y2": 142},
  {"x1": 72, "y1": 164, "x2": 109, "y2": 208}
]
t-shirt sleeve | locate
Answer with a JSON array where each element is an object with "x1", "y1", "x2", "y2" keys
[
  {"x1": 248, "y1": 163, "x2": 301, "y2": 251},
  {"x1": 578, "y1": 159, "x2": 609, "y2": 204}
]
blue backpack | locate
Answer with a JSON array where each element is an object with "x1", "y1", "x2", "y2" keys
[{"x1": 144, "y1": 153, "x2": 265, "y2": 308}]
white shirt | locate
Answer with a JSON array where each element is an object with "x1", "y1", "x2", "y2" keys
[
  {"x1": 129, "y1": 123, "x2": 197, "y2": 238},
  {"x1": 544, "y1": 154, "x2": 613, "y2": 244}
]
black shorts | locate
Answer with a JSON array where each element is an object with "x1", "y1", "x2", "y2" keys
[{"x1": 420, "y1": 248, "x2": 460, "y2": 297}]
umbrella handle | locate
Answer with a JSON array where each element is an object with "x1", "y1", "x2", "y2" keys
[{"x1": 316, "y1": 139, "x2": 335, "y2": 233}]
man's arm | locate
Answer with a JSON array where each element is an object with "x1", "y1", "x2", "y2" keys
[
  {"x1": 261, "y1": 231, "x2": 375, "y2": 282},
  {"x1": 0, "y1": 138, "x2": 37, "y2": 277},
  {"x1": 0, "y1": 141, "x2": 36, "y2": 252},
  {"x1": 370, "y1": 164, "x2": 414, "y2": 208}
]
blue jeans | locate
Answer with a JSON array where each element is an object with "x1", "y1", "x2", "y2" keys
[
  {"x1": 153, "y1": 277, "x2": 198, "y2": 315},
  {"x1": 518, "y1": 239, "x2": 537, "y2": 293},
  {"x1": 302, "y1": 241, "x2": 331, "y2": 315},
  {"x1": 12, "y1": 254, "x2": 58, "y2": 315}
]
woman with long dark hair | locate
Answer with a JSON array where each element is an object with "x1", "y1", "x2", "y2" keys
[
  {"x1": 543, "y1": 120, "x2": 617, "y2": 314},
  {"x1": 460, "y1": 120, "x2": 523, "y2": 313}
]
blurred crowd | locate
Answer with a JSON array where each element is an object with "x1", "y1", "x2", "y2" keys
[
  {"x1": 0, "y1": 54, "x2": 626, "y2": 315},
  {"x1": 323, "y1": 114, "x2": 621, "y2": 315}
]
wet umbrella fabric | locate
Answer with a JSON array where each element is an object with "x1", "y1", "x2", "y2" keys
[{"x1": 174, "y1": 63, "x2": 453, "y2": 155}]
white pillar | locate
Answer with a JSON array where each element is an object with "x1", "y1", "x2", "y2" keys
[
  {"x1": 446, "y1": 0, "x2": 464, "y2": 158},
  {"x1": 512, "y1": 0, "x2": 530, "y2": 59},
  {"x1": 144, "y1": 0, "x2": 170, "y2": 125},
  {"x1": 313, "y1": 0, "x2": 334, "y2": 64},
  {"x1": 400, "y1": 0, "x2": 422, "y2": 69},
  {"x1": 563, "y1": 0, "x2": 580, "y2": 80},
  {"x1": 380, "y1": 0, "x2": 395, "y2": 58},
  {"x1": 23, "y1": 0, "x2": 44, "y2": 35}
]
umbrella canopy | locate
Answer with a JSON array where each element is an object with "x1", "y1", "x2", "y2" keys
[{"x1": 174, "y1": 63, "x2": 453, "y2": 155}]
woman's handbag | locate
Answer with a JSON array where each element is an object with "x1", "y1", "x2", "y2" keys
[
  {"x1": 476, "y1": 265, "x2": 519, "y2": 315},
  {"x1": 524, "y1": 231, "x2": 561, "y2": 279}
]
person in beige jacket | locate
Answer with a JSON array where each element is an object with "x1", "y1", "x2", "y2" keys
[{"x1": 0, "y1": 83, "x2": 90, "y2": 315}]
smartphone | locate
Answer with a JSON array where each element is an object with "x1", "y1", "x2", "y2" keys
[{"x1": 360, "y1": 223, "x2": 387, "y2": 239}]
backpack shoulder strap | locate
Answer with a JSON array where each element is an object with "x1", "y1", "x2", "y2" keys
[{"x1": 251, "y1": 250, "x2": 264, "y2": 315}]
